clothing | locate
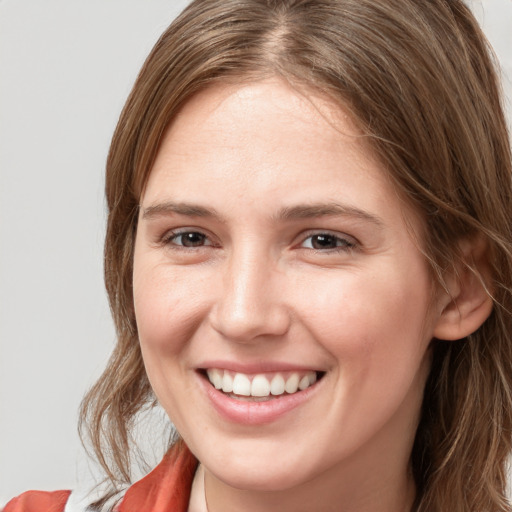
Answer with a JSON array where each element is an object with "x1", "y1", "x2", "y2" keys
[{"x1": 4, "y1": 443, "x2": 198, "y2": 512}]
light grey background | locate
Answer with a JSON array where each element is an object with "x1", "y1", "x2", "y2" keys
[{"x1": 1, "y1": 0, "x2": 511, "y2": 504}]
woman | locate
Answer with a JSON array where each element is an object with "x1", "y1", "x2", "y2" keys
[{"x1": 5, "y1": 0, "x2": 512, "y2": 510}]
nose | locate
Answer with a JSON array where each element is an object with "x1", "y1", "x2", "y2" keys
[{"x1": 209, "y1": 247, "x2": 291, "y2": 343}]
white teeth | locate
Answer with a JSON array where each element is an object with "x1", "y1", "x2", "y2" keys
[
  {"x1": 285, "y1": 373, "x2": 300, "y2": 394},
  {"x1": 251, "y1": 375, "x2": 271, "y2": 397},
  {"x1": 270, "y1": 374, "x2": 285, "y2": 395},
  {"x1": 207, "y1": 369, "x2": 223, "y2": 389},
  {"x1": 222, "y1": 373, "x2": 233, "y2": 393},
  {"x1": 299, "y1": 375, "x2": 310, "y2": 390},
  {"x1": 206, "y1": 369, "x2": 319, "y2": 397},
  {"x1": 232, "y1": 373, "x2": 251, "y2": 396}
]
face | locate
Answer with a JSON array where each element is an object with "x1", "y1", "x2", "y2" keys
[{"x1": 133, "y1": 79, "x2": 443, "y2": 493}]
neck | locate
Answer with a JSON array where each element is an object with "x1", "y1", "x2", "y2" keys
[{"x1": 203, "y1": 465, "x2": 415, "y2": 512}]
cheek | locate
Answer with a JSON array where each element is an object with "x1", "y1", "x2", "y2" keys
[
  {"x1": 293, "y1": 264, "x2": 433, "y2": 369},
  {"x1": 133, "y1": 262, "x2": 212, "y2": 356},
  {"x1": 297, "y1": 268, "x2": 433, "y2": 439},
  {"x1": 133, "y1": 263, "x2": 208, "y2": 413}
]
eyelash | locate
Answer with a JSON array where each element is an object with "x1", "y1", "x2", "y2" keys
[
  {"x1": 160, "y1": 229, "x2": 357, "y2": 253},
  {"x1": 299, "y1": 232, "x2": 357, "y2": 252},
  {"x1": 161, "y1": 229, "x2": 216, "y2": 249}
]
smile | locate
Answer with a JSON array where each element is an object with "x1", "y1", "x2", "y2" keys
[
  {"x1": 197, "y1": 364, "x2": 326, "y2": 424},
  {"x1": 206, "y1": 369, "x2": 318, "y2": 399}
]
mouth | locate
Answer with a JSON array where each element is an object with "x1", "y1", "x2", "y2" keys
[
  {"x1": 197, "y1": 365, "x2": 326, "y2": 424},
  {"x1": 201, "y1": 368, "x2": 325, "y2": 402}
]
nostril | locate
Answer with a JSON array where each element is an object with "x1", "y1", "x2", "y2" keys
[{"x1": 209, "y1": 305, "x2": 292, "y2": 343}]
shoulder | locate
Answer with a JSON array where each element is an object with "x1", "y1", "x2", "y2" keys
[
  {"x1": 3, "y1": 443, "x2": 198, "y2": 512},
  {"x1": 117, "y1": 441, "x2": 198, "y2": 512},
  {"x1": 3, "y1": 490, "x2": 71, "y2": 512}
]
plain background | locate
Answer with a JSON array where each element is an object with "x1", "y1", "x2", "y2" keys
[{"x1": 1, "y1": 0, "x2": 511, "y2": 504}]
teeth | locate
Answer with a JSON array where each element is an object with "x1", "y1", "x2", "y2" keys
[
  {"x1": 299, "y1": 375, "x2": 310, "y2": 390},
  {"x1": 232, "y1": 373, "x2": 251, "y2": 396},
  {"x1": 270, "y1": 374, "x2": 285, "y2": 395},
  {"x1": 222, "y1": 373, "x2": 233, "y2": 393},
  {"x1": 285, "y1": 373, "x2": 299, "y2": 394},
  {"x1": 206, "y1": 369, "x2": 319, "y2": 398},
  {"x1": 206, "y1": 369, "x2": 223, "y2": 389},
  {"x1": 251, "y1": 375, "x2": 271, "y2": 397}
]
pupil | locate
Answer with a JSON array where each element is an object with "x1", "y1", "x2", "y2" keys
[
  {"x1": 312, "y1": 234, "x2": 336, "y2": 249},
  {"x1": 183, "y1": 232, "x2": 205, "y2": 247}
]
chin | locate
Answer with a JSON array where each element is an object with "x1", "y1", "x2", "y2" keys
[{"x1": 197, "y1": 437, "x2": 323, "y2": 492}]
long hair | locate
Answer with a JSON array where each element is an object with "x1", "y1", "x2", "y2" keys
[{"x1": 79, "y1": 1, "x2": 512, "y2": 510}]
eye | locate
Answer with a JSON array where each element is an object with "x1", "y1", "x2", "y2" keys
[
  {"x1": 165, "y1": 231, "x2": 212, "y2": 248},
  {"x1": 301, "y1": 233, "x2": 356, "y2": 251}
]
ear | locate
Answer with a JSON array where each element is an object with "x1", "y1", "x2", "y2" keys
[{"x1": 433, "y1": 235, "x2": 494, "y2": 341}]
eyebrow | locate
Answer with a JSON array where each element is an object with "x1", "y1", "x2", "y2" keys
[
  {"x1": 142, "y1": 201, "x2": 224, "y2": 221},
  {"x1": 141, "y1": 200, "x2": 383, "y2": 227},
  {"x1": 276, "y1": 203, "x2": 384, "y2": 227}
]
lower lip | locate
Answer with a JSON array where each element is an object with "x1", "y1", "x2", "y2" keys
[{"x1": 198, "y1": 373, "x2": 321, "y2": 425}]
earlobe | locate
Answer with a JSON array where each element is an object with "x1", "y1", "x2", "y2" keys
[{"x1": 433, "y1": 236, "x2": 494, "y2": 341}]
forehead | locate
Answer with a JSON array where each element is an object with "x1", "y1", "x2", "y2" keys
[
  {"x1": 146, "y1": 78, "x2": 380, "y2": 192},
  {"x1": 142, "y1": 78, "x2": 422, "y2": 239}
]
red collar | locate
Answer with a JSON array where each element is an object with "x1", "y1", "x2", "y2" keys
[{"x1": 118, "y1": 441, "x2": 198, "y2": 512}]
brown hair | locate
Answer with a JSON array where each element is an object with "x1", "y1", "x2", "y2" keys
[{"x1": 79, "y1": 0, "x2": 512, "y2": 510}]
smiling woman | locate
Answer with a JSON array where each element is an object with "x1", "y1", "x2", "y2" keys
[
  {"x1": 133, "y1": 80, "x2": 441, "y2": 508},
  {"x1": 4, "y1": 0, "x2": 512, "y2": 511}
]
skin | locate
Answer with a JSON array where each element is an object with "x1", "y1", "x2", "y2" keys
[{"x1": 133, "y1": 78, "x2": 451, "y2": 512}]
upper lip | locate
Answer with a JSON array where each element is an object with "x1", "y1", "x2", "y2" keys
[{"x1": 196, "y1": 360, "x2": 324, "y2": 374}]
